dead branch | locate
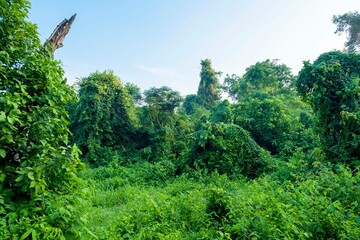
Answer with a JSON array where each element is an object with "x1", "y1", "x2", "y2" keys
[{"x1": 46, "y1": 14, "x2": 76, "y2": 53}]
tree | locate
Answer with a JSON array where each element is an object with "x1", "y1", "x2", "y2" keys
[
  {"x1": 223, "y1": 59, "x2": 295, "y2": 101},
  {"x1": 183, "y1": 94, "x2": 198, "y2": 115},
  {"x1": 197, "y1": 59, "x2": 221, "y2": 109},
  {"x1": 223, "y1": 60, "x2": 316, "y2": 156},
  {"x1": 0, "y1": 0, "x2": 83, "y2": 238},
  {"x1": 333, "y1": 11, "x2": 360, "y2": 53},
  {"x1": 142, "y1": 86, "x2": 183, "y2": 129},
  {"x1": 185, "y1": 122, "x2": 271, "y2": 178},
  {"x1": 125, "y1": 82, "x2": 143, "y2": 105},
  {"x1": 209, "y1": 100, "x2": 233, "y2": 124},
  {"x1": 69, "y1": 71, "x2": 138, "y2": 166},
  {"x1": 233, "y1": 93, "x2": 317, "y2": 156},
  {"x1": 136, "y1": 87, "x2": 183, "y2": 164},
  {"x1": 297, "y1": 51, "x2": 360, "y2": 166}
]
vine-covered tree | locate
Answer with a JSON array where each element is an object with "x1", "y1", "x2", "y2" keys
[
  {"x1": 183, "y1": 94, "x2": 198, "y2": 115},
  {"x1": 0, "y1": 0, "x2": 83, "y2": 238},
  {"x1": 186, "y1": 122, "x2": 271, "y2": 178},
  {"x1": 297, "y1": 51, "x2": 360, "y2": 166},
  {"x1": 223, "y1": 59, "x2": 295, "y2": 100},
  {"x1": 197, "y1": 59, "x2": 221, "y2": 109},
  {"x1": 209, "y1": 100, "x2": 233, "y2": 124},
  {"x1": 333, "y1": 11, "x2": 360, "y2": 53},
  {"x1": 233, "y1": 93, "x2": 317, "y2": 156},
  {"x1": 142, "y1": 86, "x2": 183, "y2": 129},
  {"x1": 69, "y1": 71, "x2": 138, "y2": 166},
  {"x1": 223, "y1": 60, "x2": 317, "y2": 156},
  {"x1": 125, "y1": 82, "x2": 143, "y2": 105}
]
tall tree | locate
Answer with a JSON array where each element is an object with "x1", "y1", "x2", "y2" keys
[
  {"x1": 142, "y1": 86, "x2": 183, "y2": 129},
  {"x1": 297, "y1": 51, "x2": 360, "y2": 166},
  {"x1": 0, "y1": 0, "x2": 83, "y2": 238},
  {"x1": 125, "y1": 82, "x2": 143, "y2": 105},
  {"x1": 186, "y1": 122, "x2": 270, "y2": 178},
  {"x1": 223, "y1": 59, "x2": 295, "y2": 101},
  {"x1": 197, "y1": 59, "x2": 221, "y2": 109},
  {"x1": 222, "y1": 60, "x2": 316, "y2": 156},
  {"x1": 333, "y1": 11, "x2": 360, "y2": 53},
  {"x1": 69, "y1": 71, "x2": 138, "y2": 165},
  {"x1": 183, "y1": 94, "x2": 198, "y2": 115}
]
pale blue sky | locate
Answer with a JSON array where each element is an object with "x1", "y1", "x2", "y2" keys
[{"x1": 29, "y1": 0, "x2": 360, "y2": 95}]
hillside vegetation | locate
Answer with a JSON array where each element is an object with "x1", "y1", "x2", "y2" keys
[{"x1": 1, "y1": 1, "x2": 359, "y2": 239}]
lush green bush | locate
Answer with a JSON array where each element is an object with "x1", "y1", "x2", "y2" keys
[
  {"x1": 209, "y1": 100, "x2": 234, "y2": 124},
  {"x1": 226, "y1": 165, "x2": 360, "y2": 239},
  {"x1": 0, "y1": 0, "x2": 84, "y2": 238},
  {"x1": 78, "y1": 162, "x2": 360, "y2": 239},
  {"x1": 233, "y1": 93, "x2": 319, "y2": 156},
  {"x1": 297, "y1": 51, "x2": 360, "y2": 166},
  {"x1": 184, "y1": 122, "x2": 271, "y2": 178},
  {"x1": 69, "y1": 71, "x2": 138, "y2": 166}
]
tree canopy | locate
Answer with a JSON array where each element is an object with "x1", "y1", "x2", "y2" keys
[
  {"x1": 297, "y1": 51, "x2": 360, "y2": 166},
  {"x1": 0, "y1": 0, "x2": 83, "y2": 238},
  {"x1": 69, "y1": 71, "x2": 138, "y2": 165},
  {"x1": 142, "y1": 86, "x2": 183, "y2": 129},
  {"x1": 333, "y1": 11, "x2": 360, "y2": 53},
  {"x1": 196, "y1": 59, "x2": 221, "y2": 109},
  {"x1": 223, "y1": 59, "x2": 295, "y2": 100}
]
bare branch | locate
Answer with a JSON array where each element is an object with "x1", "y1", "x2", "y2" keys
[{"x1": 46, "y1": 14, "x2": 76, "y2": 53}]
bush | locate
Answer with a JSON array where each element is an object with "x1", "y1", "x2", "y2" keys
[
  {"x1": 185, "y1": 122, "x2": 271, "y2": 178},
  {"x1": 0, "y1": 1, "x2": 84, "y2": 238}
]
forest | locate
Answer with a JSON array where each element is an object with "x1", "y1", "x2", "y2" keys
[{"x1": 1, "y1": 1, "x2": 360, "y2": 239}]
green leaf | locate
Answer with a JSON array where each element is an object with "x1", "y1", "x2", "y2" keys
[
  {"x1": 0, "y1": 173, "x2": 6, "y2": 183},
  {"x1": 20, "y1": 229, "x2": 32, "y2": 240},
  {"x1": 7, "y1": 116, "x2": 14, "y2": 124},
  {"x1": 30, "y1": 180, "x2": 37, "y2": 188},
  {"x1": 0, "y1": 149, "x2": 5, "y2": 158},
  {"x1": 31, "y1": 229, "x2": 38, "y2": 240},
  {"x1": 15, "y1": 175, "x2": 25, "y2": 182},
  {"x1": 0, "y1": 112, "x2": 5, "y2": 121},
  {"x1": 50, "y1": 211, "x2": 60, "y2": 221},
  {"x1": 28, "y1": 172, "x2": 35, "y2": 180}
]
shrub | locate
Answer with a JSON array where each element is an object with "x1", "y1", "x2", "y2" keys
[{"x1": 185, "y1": 122, "x2": 271, "y2": 178}]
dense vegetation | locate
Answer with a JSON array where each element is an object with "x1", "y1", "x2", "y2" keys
[
  {"x1": 1, "y1": 1, "x2": 359, "y2": 239},
  {"x1": 0, "y1": 1, "x2": 85, "y2": 239}
]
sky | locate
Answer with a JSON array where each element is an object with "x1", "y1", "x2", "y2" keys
[{"x1": 28, "y1": 0, "x2": 360, "y2": 96}]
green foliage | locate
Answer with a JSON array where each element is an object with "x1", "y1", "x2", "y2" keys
[
  {"x1": 69, "y1": 70, "x2": 138, "y2": 166},
  {"x1": 271, "y1": 147, "x2": 326, "y2": 183},
  {"x1": 297, "y1": 51, "x2": 360, "y2": 166},
  {"x1": 182, "y1": 94, "x2": 198, "y2": 115},
  {"x1": 140, "y1": 127, "x2": 176, "y2": 163},
  {"x1": 186, "y1": 122, "x2": 271, "y2": 178},
  {"x1": 135, "y1": 87, "x2": 184, "y2": 164},
  {"x1": 226, "y1": 166, "x2": 360, "y2": 239},
  {"x1": 223, "y1": 59, "x2": 318, "y2": 156},
  {"x1": 0, "y1": 0, "x2": 84, "y2": 238},
  {"x1": 333, "y1": 11, "x2": 360, "y2": 53},
  {"x1": 125, "y1": 82, "x2": 143, "y2": 105},
  {"x1": 233, "y1": 93, "x2": 319, "y2": 156},
  {"x1": 78, "y1": 161, "x2": 360, "y2": 239},
  {"x1": 2, "y1": 2, "x2": 359, "y2": 239},
  {"x1": 206, "y1": 187, "x2": 230, "y2": 225},
  {"x1": 197, "y1": 59, "x2": 221, "y2": 109},
  {"x1": 209, "y1": 100, "x2": 233, "y2": 124},
  {"x1": 223, "y1": 59, "x2": 295, "y2": 100},
  {"x1": 142, "y1": 86, "x2": 183, "y2": 129}
]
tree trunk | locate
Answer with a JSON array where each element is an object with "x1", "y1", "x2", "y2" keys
[{"x1": 46, "y1": 14, "x2": 76, "y2": 53}]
